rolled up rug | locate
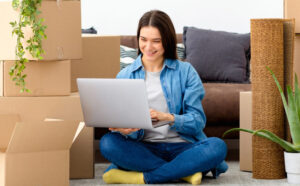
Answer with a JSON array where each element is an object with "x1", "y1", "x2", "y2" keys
[{"x1": 251, "y1": 19, "x2": 285, "y2": 179}]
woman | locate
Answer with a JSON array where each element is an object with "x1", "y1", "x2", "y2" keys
[{"x1": 100, "y1": 10, "x2": 228, "y2": 184}]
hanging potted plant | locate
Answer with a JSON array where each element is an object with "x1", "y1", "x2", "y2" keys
[
  {"x1": 10, "y1": 0, "x2": 47, "y2": 93},
  {"x1": 223, "y1": 67, "x2": 300, "y2": 184}
]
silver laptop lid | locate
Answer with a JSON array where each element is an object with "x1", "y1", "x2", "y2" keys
[{"x1": 77, "y1": 78, "x2": 153, "y2": 129}]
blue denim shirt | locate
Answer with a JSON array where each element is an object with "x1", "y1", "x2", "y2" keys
[{"x1": 117, "y1": 55, "x2": 207, "y2": 143}]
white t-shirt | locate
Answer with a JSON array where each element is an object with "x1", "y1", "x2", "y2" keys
[{"x1": 143, "y1": 70, "x2": 186, "y2": 143}]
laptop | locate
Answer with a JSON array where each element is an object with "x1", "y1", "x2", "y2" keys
[{"x1": 77, "y1": 78, "x2": 173, "y2": 129}]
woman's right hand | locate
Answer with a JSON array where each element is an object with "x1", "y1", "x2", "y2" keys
[{"x1": 108, "y1": 128, "x2": 140, "y2": 135}]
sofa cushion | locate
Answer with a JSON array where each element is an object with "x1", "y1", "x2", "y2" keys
[
  {"x1": 176, "y1": 43, "x2": 185, "y2": 60},
  {"x1": 120, "y1": 45, "x2": 138, "y2": 70},
  {"x1": 183, "y1": 27, "x2": 251, "y2": 83}
]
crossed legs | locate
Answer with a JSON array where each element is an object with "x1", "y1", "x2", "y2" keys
[{"x1": 100, "y1": 132, "x2": 227, "y2": 184}]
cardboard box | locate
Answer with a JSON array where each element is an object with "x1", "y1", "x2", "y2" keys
[
  {"x1": 0, "y1": 94, "x2": 95, "y2": 178},
  {"x1": 1, "y1": 60, "x2": 71, "y2": 96},
  {"x1": 240, "y1": 91, "x2": 252, "y2": 171},
  {"x1": 295, "y1": 34, "x2": 300, "y2": 84},
  {"x1": 284, "y1": 0, "x2": 300, "y2": 33},
  {"x1": 0, "y1": 1, "x2": 82, "y2": 60},
  {"x1": 0, "y1": 93, "x2": 83, "y2": 121},
  {"x1": 71, "y1": 35, "x2": 120, "y2": 92},
  {"x1": 0, "y1": 114, "x2": 83, "y2": 186},
  {"x1": 70, "y1": 126, "x2": 94, "y2": 179}
]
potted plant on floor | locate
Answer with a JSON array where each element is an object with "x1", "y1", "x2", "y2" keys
[{"x1": 223, "y1": 67, "x2": 300, "y2": 184}]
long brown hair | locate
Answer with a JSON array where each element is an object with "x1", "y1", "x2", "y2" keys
[{"x1": 137, "y1": 10, "x2": 177, "y2": 59}]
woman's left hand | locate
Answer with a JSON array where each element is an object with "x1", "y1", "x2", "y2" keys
[{"x1": 150, "y1": 109, "x2": 175, "y2": 122}]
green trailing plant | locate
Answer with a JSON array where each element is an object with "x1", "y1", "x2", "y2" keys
[
  {"x1": 223, "y1": 67, "x2": 300, "y2": 153},
  {"x1": 10, "y1": 0, "x2": 47, "y2": 92}
]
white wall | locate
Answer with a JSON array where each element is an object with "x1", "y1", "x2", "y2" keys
[{"x1": 81, "y1": 0, "x2": 283, "y2": 35}]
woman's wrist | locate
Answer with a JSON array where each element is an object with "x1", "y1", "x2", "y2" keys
[{"x1": 165, "y1": 113, "x2": 175, "y2": 122}]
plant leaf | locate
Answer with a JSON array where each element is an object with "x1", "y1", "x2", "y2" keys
[
  {"x1": 287, "y1": 85, "x2": 300, "y2": 146},
  {"x1": 266, "y1": 67, "x2": 289, "y2": 113},
  {"x1": 256, "y1": 129, "x2": 298, "y2": 152},
  {"x1": 223, "y1": 128, "x2": 299, "y2": 152},
  {"x1": 9, "y1": 0, "x2": 45, "y2": 93},
  {"x1": 267, "y1": 66, "x2": 300, "y2": 146}
]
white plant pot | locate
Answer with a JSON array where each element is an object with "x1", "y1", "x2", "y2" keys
[{"x1": 284, "y1": 151, "x2": 300, "y2": 184}]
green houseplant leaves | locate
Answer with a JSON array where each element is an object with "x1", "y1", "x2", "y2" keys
[
  {"x1": 10, "y1": 0, "x2": 47, "y2": 92},
  {"x1": 223, "y1": 67, "x2": 300, "y2": 153}
]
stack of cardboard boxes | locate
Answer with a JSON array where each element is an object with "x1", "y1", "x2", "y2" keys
[
  {"x1": 0, "y1": 1, "x2": 89, "y2": 185},
  {"x1": 239, "y1": 0, "x2": 300, "y2": 172},
  {"x1": 0, "y1": 0, "x2": 82, "y2": 96}
]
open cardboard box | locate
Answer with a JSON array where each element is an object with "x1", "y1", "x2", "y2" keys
[
  {"x1": 0, "y1": 94, "x2": 95, "y2": 179},
  {"x1": 0, "y1": 114, "x2": 84, "y2": 186}
]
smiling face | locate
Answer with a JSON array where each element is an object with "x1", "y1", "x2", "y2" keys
[{"x1": 139, "y1": 26, "x2": 165, "y2": 64}]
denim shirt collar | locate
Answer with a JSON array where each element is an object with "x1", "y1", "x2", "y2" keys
[{"x1": 130, "y1": 54, "x2": 177, "y2": 73}]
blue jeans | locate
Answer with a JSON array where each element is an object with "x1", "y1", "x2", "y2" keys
[{"x1": 100, "y1": 132, "x2": 228, "y2": 184}]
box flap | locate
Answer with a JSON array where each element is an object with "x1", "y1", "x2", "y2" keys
[
  {"x1": 6, "y1": 120, "x2": 80, "y2": 153},
  {"x1": 73, "y1": 122, "x2": 85, "y2": 143},
  {"x1": 44, "y1": 119, "x2": 85, "y2": 143},
  {"x1": 0, "y1": 114, "x2": 20, "y2": 151}
]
